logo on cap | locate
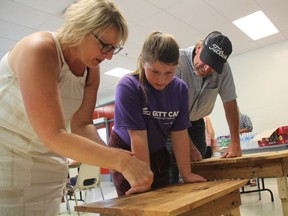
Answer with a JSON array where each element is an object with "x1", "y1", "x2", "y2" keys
[
  {"x1": 199, "y1": 31, "x2": 232, "y2": 74},
  {"x1": 209, "y1": 44, "x2": 228, "y2": 60}
]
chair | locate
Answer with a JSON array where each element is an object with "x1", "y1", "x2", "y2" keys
[{"x1": 64, "y1": 164, "x2": 104, "y2": 215}]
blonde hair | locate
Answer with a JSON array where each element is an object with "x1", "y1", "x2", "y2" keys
[{"x1": 58, "y1": 0, "x2": 128, "y2": 48}]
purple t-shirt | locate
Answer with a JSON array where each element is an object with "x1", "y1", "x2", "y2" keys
[{"x1": 113, "y1": 74, "x2": 191, "y2": 153}]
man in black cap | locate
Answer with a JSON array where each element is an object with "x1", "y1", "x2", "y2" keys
[{"x1": 167, "y1": 31, "x2": 241, "y2": 183}]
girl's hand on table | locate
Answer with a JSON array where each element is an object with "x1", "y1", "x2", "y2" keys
[{"x1": 183, "y1": 172, "x2": 207, "y2": 183}]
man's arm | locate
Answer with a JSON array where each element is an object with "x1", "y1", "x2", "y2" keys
[
  {"x1": 221, "y1": 99, "x2": 242, "y2": 158},
  {"x1": 240, "y1": 114, "x2": 253, "y2": 134},
  {"x1": 239, "y1": 127, "x2": 251, "y2": 134}
]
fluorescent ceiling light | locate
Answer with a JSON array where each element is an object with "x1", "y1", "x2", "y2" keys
[
  {"x1": 232, "y1": 10, "x2": 279, "y2": 40},
  {"x1": 104, "y1": 67, "x2": 132, "y2": 78}
]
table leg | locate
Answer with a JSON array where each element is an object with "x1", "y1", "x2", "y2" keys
[
  {"x1": 231, "y1": 207, "x2": 241, "y2": 216},
  {"x1": 223, "y1": 207, "x2": 240, "y2": 216},
  {"x1": 277, "y1": 176, "x2": 288, "y2": 216}
]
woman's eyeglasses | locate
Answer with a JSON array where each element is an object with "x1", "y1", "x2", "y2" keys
[{"x1": 92, "y1": 33, "x2": 123, "y2": 55}]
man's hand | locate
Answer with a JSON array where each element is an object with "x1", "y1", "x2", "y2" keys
[{"x1": 220, "y1": 143, "x2": 242, "y2": 158}]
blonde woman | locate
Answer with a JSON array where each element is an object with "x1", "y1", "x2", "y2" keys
[{"x1": 0, "y1": 0, "x2": 152, "y2": 214}]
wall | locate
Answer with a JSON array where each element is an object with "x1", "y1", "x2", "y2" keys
[
  {"x1": 93, "y1": 103, "x2": 115, "y2": 175},
  {"x1": 210, "y1": 40, "x2": 288, "y2": 137},
  {"x1": 93, "y1": 102, "x2": 115, "y2": 136}
]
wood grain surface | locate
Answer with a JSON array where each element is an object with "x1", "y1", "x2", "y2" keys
[
  {"x1": 192, "y1": 150, "x2": 288, "y2": 166},
  {"x1": 191, "y1": 150, "x2": 288, "y2": 180},
  {"x1": 75, "y1": 179, "x2": 247, "y2": 216}
]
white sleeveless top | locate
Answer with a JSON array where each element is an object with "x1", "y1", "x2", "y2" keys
[{"x1": 0, "y1": 32, "x2": 88, "y2": 215}]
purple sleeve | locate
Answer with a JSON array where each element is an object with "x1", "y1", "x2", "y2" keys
[{"x1": 114, "y1": 76, "x2": 146, "y2": 130}]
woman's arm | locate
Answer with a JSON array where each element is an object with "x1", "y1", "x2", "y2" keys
[
  {"x1": 70, "y1": 66, "x2": 106, "y2": 145},
  {"x1": 10, "y1": 32, "x2": 113, "y2": 167},
  {"x1": 9, "y1": 32, "x2": 153, "y2": 190}
]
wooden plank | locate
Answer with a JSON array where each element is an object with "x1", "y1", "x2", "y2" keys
[
  {"x1": 180, "y1": 190, "x2": 241, "y2": 216},
  {"x1": 189, "y1": 150, "x2": 288, "y2": 216},
  {"x1": 281, "y1": 157, "x2": 288, "y2": 176},
  {"x1": 192, "y1": 161, "x2": 283, "y2": 180},
  {"x1": 191, "y1": 150, "x2": 288, "y2": 167},
  {"x1": 75, "y1": 180, "x2": 247, "y2": 216},
  {"x1": 190, "y1": 151, "x2": 288, "y2": 180},
  {"x1": 277, "y1": 176, "x2": 288, "y2": 216}
]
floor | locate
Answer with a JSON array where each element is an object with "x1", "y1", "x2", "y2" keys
[
  {"x1": 60, "y1": 181, "x2": 117, "y2": 216},
  {"x1": 59, "y1": 177, "x2": 283, "y2": 216}
]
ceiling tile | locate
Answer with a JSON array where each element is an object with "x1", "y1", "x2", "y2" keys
[
  {"x1": 146, "y1": 0, "x2": 182, "y2": 9},
  {"x1": 37, "y1": 16, "x2": 63, "y2": 32},
  {"x1": 204, "y1": 0, "x2": 259, "y2": 20},
  {"x1": 13, "y1": 0, "x2": 75, "y2": 15},
  {"x1": 0, "y1": 0, "x2": 287, "y2": 104},
  {"x1": 140, "y1": 11, "x2": 199, "y2": 42},
  {"x1": 166, "y1": 0, "x2": 228, "y2": 31},
  {"x1": 0, "y1": 0, "x2": 51, "y2": 29},
  {"x1": 0, "y1": 20, "x2": 34, "y2": 41},
  {"x1": 114, "y1": 0, "x2": 161, "y2": 23},
  {"x1": 0, "y1": 37, "x2": 17, "y2": 52}
]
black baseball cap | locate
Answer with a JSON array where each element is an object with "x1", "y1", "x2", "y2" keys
[{"x1": 200, "y1": 31, "x2": 232, "y2": 74}]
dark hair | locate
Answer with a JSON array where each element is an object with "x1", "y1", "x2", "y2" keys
[
  {"x1": 133, "y1": 31, "x2": 179, "y2": 85},
  {"x1": 132, "y1": 31, "x2": 179, "y2": 105},
  {"x1": 203, "y1": 31, "x2": 222, "y2": 43}
]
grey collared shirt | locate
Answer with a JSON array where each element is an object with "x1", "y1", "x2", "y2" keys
[
  {"x1": 175, "y1": 47, "x2": 237, "y2": 121},
  {"x1": 240, "y1": 113, "x2": 253, "y2": 131}
]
